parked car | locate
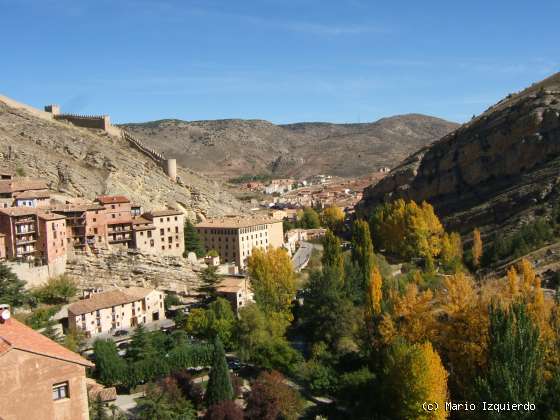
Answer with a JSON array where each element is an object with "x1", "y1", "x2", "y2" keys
[{"x1": 113, "y1": 329, "x2": 128, "y2": 337}]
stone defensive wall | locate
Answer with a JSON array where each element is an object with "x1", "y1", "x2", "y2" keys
[
  {"x1": 54, "y1": 113, "x2": 111, "y2": 131},
  {"x1": 43, "y1": 103, "x2": 178, "y2": 180}
]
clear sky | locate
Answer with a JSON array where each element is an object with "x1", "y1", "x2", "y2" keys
[{"x1": 2, "y1": 0, "x2": 559, "y2": 124}]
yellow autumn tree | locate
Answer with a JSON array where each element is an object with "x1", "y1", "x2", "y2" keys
[
  {"x1": 472, "y1": 228, "x2": 483, "y2": 267},
  {"x1": 247, "y1": 247, "x2": 296, "y2": 317},
  {"x1": 433, "y1": 273, "x2": 489, "y2": 395},
  {"x1": 384, "y1": 341, "x2": 449, "y2": 420},
  {"x1": 370, "y1": 199, "x2": 444, "y2": 260},
  {"x1": 368, "y1": 266, "x2": 383, "y2": 316},
  {"x1": 440, "y1": 232, "x2": 463, "y2": 270},
  {"x1": 379, "y1": 283, "x2": 435, "y2": 346},
  {"x1": 320, "y1": 206, "x2": 345, "y2": 232}
]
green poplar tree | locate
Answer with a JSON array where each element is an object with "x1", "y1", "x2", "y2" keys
[
  {"x1": 321, "y1": 229, "x2": 344, "y2": 284},
  {"x1": 0, "y1": 263, "x2": 28, "y2": 308},
  {"x1": 205, "y1": 336, "x2": 234, "y2": 407},
  {"x1": 184, "y1": 220, "x2": 205, "y2": 258},
  {"x1": 475, "y1": 303, "x2": 545, "y2": 419},
  {"x1": 93, "y1": 339, "x2": 127, "y2": 386},
  {"x1": 351, "y1": 220, "x2": 375, "y2": 290}
]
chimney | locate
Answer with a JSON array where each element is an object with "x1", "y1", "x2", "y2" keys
[{"x1": 0, "y1": 304, "x2": 11, "y2": 324}]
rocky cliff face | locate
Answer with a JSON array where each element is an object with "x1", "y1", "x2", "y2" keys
[
  {"x1": 66, "y1": 249, "x2": 202, "y2": 294},
  {"x1": 122, "y1": 115, "x2": 458, "y2": 179},
  {"x1": 358, "y1": 73, "x2": 560, "y2": 236},
  {"x1": 0, "y1": 97, "x2": 245, "y2": 220}
]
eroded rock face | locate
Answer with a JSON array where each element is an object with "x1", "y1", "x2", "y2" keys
[
  {"x1": 65, "y1": 249, "x2": 203, "y2": 295},
  {"x1": 359, "y1": 73, "x2": 560, "y2": 235}
]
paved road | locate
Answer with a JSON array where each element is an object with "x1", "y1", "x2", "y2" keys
[
  {"x1": 292, "y1": 242, "x2": 314, "y2": 271},
  {"x1": 82, "y1": 318, "x2": 175, "y2": 351},
  {"x1": 113, "y1": 392, "x2": 144, "y2": 414}
]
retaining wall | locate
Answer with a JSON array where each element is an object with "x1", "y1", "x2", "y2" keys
[{"x1": 6, "y1": 256, "x2": 67, "y2": 289}]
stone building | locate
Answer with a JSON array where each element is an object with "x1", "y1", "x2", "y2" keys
[
  {"x1": 52, "y1": 202, "x2": 108, "y2": 252},
  {"x1": 0, "y1": 207, "x2": 66, "y2": 264},
  {"x1": 67, "y1": 287, "x2": 166, "y2": 338},
  {"x1": 13, "y1": 189, "x2": 51, "y2": 208},
  {"x1": 36, "y1": 212, "x2": 67, "y2": 264},
  {"x1": 216, "y1": 276, "x2": 254, "y2": 312},
  {"x1": 132, "y1": 216, "x2": 156, "y2": 253},
  {"x1": 196, "y1": 216, "x2": 283, "y2": 269},
  {"x1": 141, "y1": 209, "x2": 185, "y2": 257},
  {"x1": 0, "y1": 178, "x2": 50, "y2": 208},
  {"x1": 95, "y1": 195, "x2": 133, "y2": 249},
  {"x1": 0, "y1": 310, "x2": 93, "y2": 420}
]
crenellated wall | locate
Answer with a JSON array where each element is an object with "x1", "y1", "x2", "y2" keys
[
  {"x1": 54, "y1": 113, "x2": 111, "y2": 131},
  {"x1": 44, "y1": 104, "x2": 178, "y2": 181}
]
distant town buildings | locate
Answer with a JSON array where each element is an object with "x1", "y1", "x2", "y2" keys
[
  {"x1": 67, "y1": 287, "x2": 166, "y2": 338},
  {"x1": 0, "y1": 306, "x2": 93, "y2": 420},
  {"x1": 196, "y1": 216, "x2": 284, "y2": 269}
]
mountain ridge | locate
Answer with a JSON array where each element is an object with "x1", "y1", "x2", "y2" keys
[{"x1": 121, "y1": 114, "x2": 458, "y2": 179}]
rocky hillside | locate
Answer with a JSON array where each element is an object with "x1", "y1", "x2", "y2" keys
[
  {"x1": 358, "y1": 73, "x2": 560, "y2": 240},
  {"x1": 0, "y1": 96, "x2": 244, "y2": 219},
  {"x1": 122, "y1": 114, "x2": 457, "y2": 179}
]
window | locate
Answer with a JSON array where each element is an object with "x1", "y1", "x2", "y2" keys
[
  {"x1": 93, "y1": 218, "x2": 97, "y2": 222},
  {"x1": 52, "y1": 382, "x2": 69, "y2": 400},
  {"x1": 147, "y1": 231, "x2": 152, "y2": 238},
  {"x1": 112, "y1": 214, "x2": 116, "y2": 219},
  {"x1": 160, "y1": 228, "x2": 164, "y2": 235},
  {"x1": 175, "y1": 226, "x2": 179, "y2": 233},
  {"x1": 94, "y1": 228, "x2": 98, "y2": 234}
]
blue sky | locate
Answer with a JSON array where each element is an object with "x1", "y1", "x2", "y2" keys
[{"x1": 2, "y1": 0, "x2": 559, "y2": 124}]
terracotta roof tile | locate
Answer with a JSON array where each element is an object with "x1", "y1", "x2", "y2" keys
[
  {"x1": 13, "y1": 189, "x2": 51, "y2": 199},
  {"x1": 0, "y1": 318, "x2": 93, "y2": 367},
  {"x1": 196, "y1": 216, "x2": 282, "y2": 229},
  {"x1": 68, "y1": 287, "x2": 154, "y2": 316},
  {"x1": 144, "y1": 209, "x2": 183, "y2": 218},
  {"x1": 0, "y1": 179, "x2": 48, "y2": 194},
  {"x1": 96, "y1": 195, "x2": 130, "y2": 205}
]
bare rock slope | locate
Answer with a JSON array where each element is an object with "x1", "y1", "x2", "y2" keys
[
  {"x1": 358, "y1": 73, "x2": 560, "y2": 237},
  {"x1": 0, "y1": 97, "x2": 244, "y2": 218},
  {"x1": 122, "y1": 114, "x2": 458, "y2": 179}
]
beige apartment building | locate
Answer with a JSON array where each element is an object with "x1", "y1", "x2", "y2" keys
[
  {"x1": 196, "y1": 216, "x2": 283, "y2": 269},
  {"x1": 67, "y1": 287, "x2": 165, "y2": 338},
  {"x1": 140, "y1": 209, "x2": 185, "y2": 257}
]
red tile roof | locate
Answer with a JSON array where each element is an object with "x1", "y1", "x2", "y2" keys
[
  {"x1": 0, "y1": 318, "x2": 93, "y2": 367},
  {"x1": 68, "y1": 287, "x2": 154, "y2": 316},
  {"x1": 0, "y1": 179, "x2": 49, "y2": 194},
  {"x1": 96, "y1": 195, "x2": 130, "y2": 205},
  {"x1": 144, "y1": 209, "x2": 183, "y2": 218}
]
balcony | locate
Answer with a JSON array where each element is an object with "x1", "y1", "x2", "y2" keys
[
  {"x1": 15, "y1": 229, "x2": 36, "y2": 235},
  {"x1": 16, "y1": 238, "x2": 36, "y2": 245},
  {"x1": 16, "y1": 248, "x2": 36, "y2": 256},
  {"x1": 15, "y1": 217, "x2": 35, "y2": 224}
]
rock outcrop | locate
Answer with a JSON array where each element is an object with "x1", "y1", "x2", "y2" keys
[
  {"x1": 358, "y1": 73, "x2": 560, "y2": 236},
  {"x1": 65, "y1": 249, "x2": 203, "y2": 295}
]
